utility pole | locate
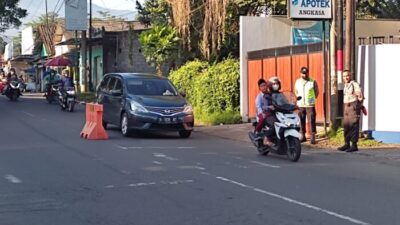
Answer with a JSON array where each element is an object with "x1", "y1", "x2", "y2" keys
[
  {"x1": 80, "y1": 30, "x2": 87, "y2": 92},
  {"x1": 330, "y1": 0, "x2": 339, "y2": 130},
  {"x1": 337, "y1": 0, "x2": 344, "y2": 118},
  {"x1": 345, "y1": 0, "x2": 354, "y2": 73},
  {"x1": 88, "y1": 0, "x2": 93, "y2": 91},
  {"x1": 45, "y1": 0, "x2": 49, "y2": 27}
]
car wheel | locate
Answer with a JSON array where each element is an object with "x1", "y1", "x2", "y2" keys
[
  {"x1": 179, "y1": 130, "x2": 191, "y2": 138},
  {"x1": 121, "y1": 113, "x2": 131, "y2": 137}
]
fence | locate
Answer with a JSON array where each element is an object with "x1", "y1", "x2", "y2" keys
[{"x1": 247, "y1": 42, "x2": 328, "y2": 123}]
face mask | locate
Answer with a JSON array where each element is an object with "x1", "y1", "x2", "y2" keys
[{"x1": 272, "y1": 84, "x2": 279, "y2": 91}]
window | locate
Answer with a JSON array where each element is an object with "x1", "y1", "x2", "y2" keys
[
  {"x1": 106, "y1": 77, "x2": 117, "y2": 92},
  {"x1": 126, "y1": 78, "x2": 178, "y2": 96},
  {"x1": 114, "y1": 78, "x2": 122, "y2": 92},
  {"x1": 100, "y1": 76, "x2": 110, "y2": 91}
]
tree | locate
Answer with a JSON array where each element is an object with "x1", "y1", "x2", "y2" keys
[
  {"x1": 139, "y1": 25, "x2": 179, "y2": 75},
  {"x1": 234, "y1": 0, "x2": 287, "y2": 16},
  {"x1": 379, "y1": 0, "x2": 400, "y2": 19},
  {"x1": 25, "y1": 12, "x2": 59, "y2": 28},
  {"x1": 0, "y1": 37, "x2": 6, "y2": 54},
  {"x1": 0, "y1": 0, "x2": 27, "y2": 32},
  {"x1": 136, "y1": 0, "x2": 170, "y2": 26}
]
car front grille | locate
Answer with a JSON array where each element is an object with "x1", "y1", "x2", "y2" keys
[{"x1": 145, "y1": 106, "x2": 184, "y2": 116}]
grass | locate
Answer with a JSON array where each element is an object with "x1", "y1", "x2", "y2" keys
[
  {"x1": 77, "y1": 92, "x2": 96, "y2": 103},
  {"x1": 321, "y1": 128, "x2": 383, "y2": 148},
  {"x1": 194, "y1": 110, "x2": 242, "y2": 126}
]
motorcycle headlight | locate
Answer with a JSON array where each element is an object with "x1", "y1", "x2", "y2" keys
[
  {"x1": 67, "y1": 90, "x2": 75, "y2": 95},
  {"x1": 130, "y1": 101, "x2": 148, "y2": 113},
  {"x1": 183, "y1": 104, "x2": 193, "y2": 114}
]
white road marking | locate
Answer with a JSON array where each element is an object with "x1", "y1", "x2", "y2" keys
[
  {"x1": 215, "y1": 176, "x2": 371, "y2": 225},
  {"x1": 153, "y1": 161, "x2": 163, "y2": 165},
  {"x1": 153, "y1": 153, "x2": 178, "y2": 161},
  {"x1": 129, "y1": 182, "x2": 156, "y2": 187},
  {"x1": 250, "y1": 160, "x2": 281, "y2": 168},
  {"x1": 178, "y1": 166, "x2": 206, "y2": 170},
  {"x1": 22, "y1": 111, "x2": 35, "y2": 118},
  {"x1": 115, "y1": 145, "x2": 128, "y2": 150},
  {"x1": 4, "y1": 175, "x2": 22, "y2": 184},
  {"x1": 177, "y1": 147, "x2": 194, "y2": 149},
  {"x1": 105, "y1": 180, "x2": 194, "y2": 189},
  {"x1": 115, "y1": 145, "x2": 194, "y2": 150}
]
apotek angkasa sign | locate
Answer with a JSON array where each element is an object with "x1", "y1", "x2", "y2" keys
[{"x1": 289, "y1": 0, "x2": 332, "y2": 19}]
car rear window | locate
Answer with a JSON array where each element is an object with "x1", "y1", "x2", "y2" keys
[{"x1": 127, "y1": 78, "x2": 178, "y2": 96}]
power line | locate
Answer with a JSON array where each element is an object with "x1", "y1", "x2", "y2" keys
[
  {"x1": 53, "y1": 0, "x2": 62, "y2": 15},
  {"x1": 55, "y1": 0, "x2": 65, "y2": 16}
]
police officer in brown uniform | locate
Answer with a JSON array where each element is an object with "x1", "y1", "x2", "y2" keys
[{"x1": 338, "y1": 70, "x2": 363, "y2": 152}]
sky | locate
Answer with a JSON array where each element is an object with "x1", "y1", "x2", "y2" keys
[{"x1": 2, "y1": 0, "x2": 144, "y2": 40}]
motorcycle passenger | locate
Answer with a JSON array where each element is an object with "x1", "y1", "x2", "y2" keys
[{"x1": 255, "y1": 79, "x2": 273, "y2": 137}]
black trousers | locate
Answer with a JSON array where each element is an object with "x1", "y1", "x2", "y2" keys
[
  {"x1": 343, "y1": 101, "x2": 361, "y2": 144},
  {"x1": 299, "y1": 107, "x2": 317, "y2": 135}
]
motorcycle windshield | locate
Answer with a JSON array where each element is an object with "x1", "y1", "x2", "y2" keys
[{"x1": 272, "y1": 92, "x2": 297, "y2": 112}]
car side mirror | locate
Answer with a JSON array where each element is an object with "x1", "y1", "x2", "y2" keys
[
  {"x1": 297, "y1": 96, "x2": 302, "y2": 101},
  {"x1": 111, "y1": 90, "x2": 122, "y2": 96},
  {"x1": 180, "y1": 92, "x2": 186, "y2": 98}
]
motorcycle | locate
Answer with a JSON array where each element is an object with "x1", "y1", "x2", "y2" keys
[
  {"x1": 249, "y1": 92, "x2": 302, "y2": 162},
  {"x1": 45, "y1": 81, "x2": 59, "y2": 104},
  {"x1": 58, "y1": 86, "x2": 76, "y2": 112},
  {"x1": 5, "y1": 80, "x2": 22, "y2": 101}
]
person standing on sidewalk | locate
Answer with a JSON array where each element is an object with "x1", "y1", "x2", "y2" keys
[
  {"x1": 338, "y1": 70, "x2": 363, "y2": 152},
  {"x1": 295, "y1": 67, "x2": 319, "y2": 144}
]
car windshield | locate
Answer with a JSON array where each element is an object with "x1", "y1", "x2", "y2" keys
[{"x1": 126, "y1": 78, "x2": 178, "y2": 96}]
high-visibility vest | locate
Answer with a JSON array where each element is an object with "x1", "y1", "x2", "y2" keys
[{"x1": 295, "y1": 78, "x2": 316, "y2": 107}]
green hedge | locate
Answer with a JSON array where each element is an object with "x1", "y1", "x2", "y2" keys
[{"x1": 169, "y1": 59, "x2": 241, "y2": 125}]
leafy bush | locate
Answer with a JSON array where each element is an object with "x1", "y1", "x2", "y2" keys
[
  {"x1": 169, "y1": 59, "x2": 241, "y2": 125},
  {"x1": 194, "y1": 59, "x2": 240, "y2": 114},
  {"x1": 169, "y1": 60, "x2": 209, "y2": 104}
]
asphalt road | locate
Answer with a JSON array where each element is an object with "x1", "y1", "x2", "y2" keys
[{"x1": 0, "y1": 94, "x2": 399, "y2": 225}]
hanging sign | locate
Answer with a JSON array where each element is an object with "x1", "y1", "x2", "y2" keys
[{"x1": 289, "y1": 0, "x2": 332, "y2": 19}]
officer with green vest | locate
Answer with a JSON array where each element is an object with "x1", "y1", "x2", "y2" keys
[{"x1": 295, "y1": 67, "x2": 319, "y2": 144}]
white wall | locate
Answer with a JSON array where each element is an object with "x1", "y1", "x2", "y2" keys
[
  {"x1": 374, "y1": 44, "x2": 400, "y2": 132},
  {"x1": 55, "y1": 35, "x2": 70, "y2": 56},
  {"x1": 358, "y1": 44, "x2": 400, "y2": 132}
]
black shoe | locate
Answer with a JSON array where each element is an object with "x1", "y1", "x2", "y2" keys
[
  {"x1": 337, "y1": 144, "x2": 350, "y2": 151},
  {"x1": 346, "y1": 145, "x2": 358, "y2": 153}
]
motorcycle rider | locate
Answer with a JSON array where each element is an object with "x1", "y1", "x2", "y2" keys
[
  {"x1": 3, "y1": 68, "x2": 18, "y2": 95},
  {"x1": 59, "y1": 69, "x2": 74, "y2": 98}
]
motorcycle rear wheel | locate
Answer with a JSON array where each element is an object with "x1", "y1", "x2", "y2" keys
[{"x1": 286, "y1": 136, "x2": 301, "y2": 162}]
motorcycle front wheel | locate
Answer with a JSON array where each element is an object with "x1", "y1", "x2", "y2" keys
[
  {"x1": 286, "y1": 136, "x2": 301, "y2": 162},
  {"x1": 68, "y1": 101, "x2": 75, "y2": 112}
]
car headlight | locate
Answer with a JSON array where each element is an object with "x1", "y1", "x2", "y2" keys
[
  {"x1": 130, "y1": 101, "x2": 148, "y2": 113},
  {"x1": 183, "y1": 104, "x2": 193, "y2": 114},
  {"x1": 67, "y1": 90, "x2": 75, "y2": 95}
]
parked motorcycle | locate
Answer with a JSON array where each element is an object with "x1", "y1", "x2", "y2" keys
[
  {"x1": 5, "y1": 80, "x2": 22, "y2": 101},
  {"x1": 58, "y1": 86, "x2": 76, "y2": 112},
  {"x1": 249, "y1": 92, "x2": 302, "y2": 162}
]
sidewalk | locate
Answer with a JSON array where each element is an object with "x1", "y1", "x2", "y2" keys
[{"x1": 195, "y1": 123, "x2": 400, "y2": 163}]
